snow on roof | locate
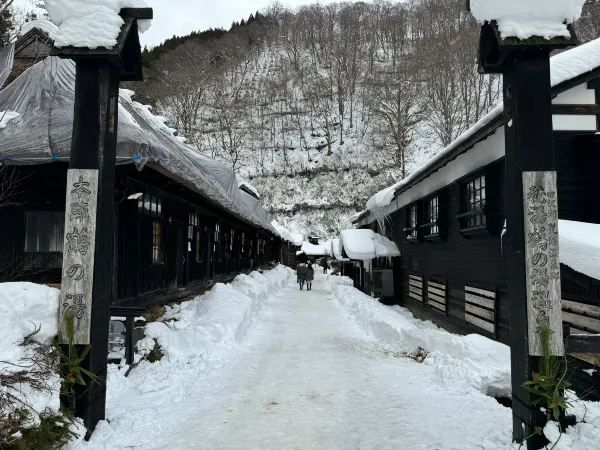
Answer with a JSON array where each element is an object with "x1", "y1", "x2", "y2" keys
[
  {"x1": 297, "y1": 241, "x2": 332, "y2": 256},
  {"x1": 44, "y1": 0, "x2": 151, "y2": 49},
  {"x1": 339, "y1": 229, "x2": 400, "y2": 261},
  {"x1": 237, "y1": 175, "x2": 260, "y2": 199},
  {"x1": 470, "y1": 0, "x2": 585, "y2": 40},
  {"x1": 365, "y1": 36, "x2": 600, "y2": 215},
  {"x1": 0, "y1": 58, "x2": 275, "y2": 233},
  {"x1": 331, "y1": 238, "x2": 349, "y2": 261},
  {"x1": 19, "y1": 19, "x2": 59, "y2": 38},
  {"x1": 559, "y1": 220, "x2": 600, "y2": 281},
  {"x1": 271, "y1": 220, "x2": 304, "y2": 246}
]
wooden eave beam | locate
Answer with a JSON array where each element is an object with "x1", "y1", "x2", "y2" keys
[
  {"x1": 388, "y1": 66, "x2": 600, "y2": 206},
  {"x1": 551, "y1": 104, "x2": 600, "y2": 115},
  {"x1": 119, "y1": 7, "x2": 153, "y2": 20}
]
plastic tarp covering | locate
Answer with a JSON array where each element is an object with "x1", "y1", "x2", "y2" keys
[
  {"x1": 0, "y1": 57, "x2": 275, "y2": 232},
  {"x1": 0, "y1": 43, "x2": 14, "y2": 89}
]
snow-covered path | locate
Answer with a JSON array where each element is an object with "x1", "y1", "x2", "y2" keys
[{"x1": 82, "y1": 273, "x2": 513, "y2": 449}]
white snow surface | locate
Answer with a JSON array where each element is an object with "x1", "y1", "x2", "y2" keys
[
  {"x1": 237, "y1": 175, "x2": 261, "y2": 199},
  {"x1": 73, "y1": 272, "x2": 516, "y2": 449},
  {"x1": 339, "y1": 228, "x2": 400, "y2": 261},
  {"x1": 19, "y1": 19, "x2": 58, "y2": 37},
  {"x1": 62, "y1": 271, "x2": 600, "y2": 449},
  {"x1": 0, "y1": 111, "x2": 19, "y2": 129},
  {"x1": 329, "y1": 277, "x2": 512, "y2": 398},
  {"x1": 44, "y1": 0, "x2": 151, "y2": 49},
  {"x1": 271, "y1": 220, "x2": 304, "y2": 246},
  {"x1": 559, "y1": 220, "x2": 600, "y2": 280},
  {"x1": 297, "y1": 240, "x2": 332, "y2": 256},
  {"x1": 365, "y1": 36, "x2": 600, "y2": 213},
  {"x1": 0, "y1": 283, "x2": 61, "y2": 426},
  {"x1": 331, "y1": 238, "x2": 349, "y2": 261},
  {"x1": 470, "y1": 0, "x2": 585, "y2": 40}
]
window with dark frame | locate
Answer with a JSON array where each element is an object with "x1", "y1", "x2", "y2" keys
[
  {"x1": 403, "y1": 204, "x2": 418, "y2": 240},
  {"x1": 460, "y1": 174, "x2": 486, "y2": 230},
  {"x1": 138, "y1": 194, "x2": 162, "y2": 218},
  {"x1": 196, "y1": 230, "x2": 202, "y2": 262},
  {"x1": 152, "y1": 220, "x2": 163, "y2": 264},
  {"x1": 24, "y1": 211, "x2": 65, "y2": 253},
  {"x1": 425, "y1": 196, "x2": 439, "y2": 237}
]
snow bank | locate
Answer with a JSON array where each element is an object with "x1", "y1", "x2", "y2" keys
[
  {"x1": 339, "y1": 228, "x2": 400, "y2": 261},
  {"x1": 544, "y1": 391, "x2": 600, "y2": 449},
  {"x1": 559, "y1": 220, "x2": 600, "y2": 280},
  {"x1": 44, "y1": 0, "x2": 151, "y2": 49},
  {"x1": 0, "y1": 283, "x2": 61, "y2": 425},
  {"x1": 329, "y1": 282, "x2": 511, "y2": 397},
  {"x1": 106, "y1": 265, "x2": 294, "y2": 397},
  {"x1": 326, "y1": 274, "x2": 354, "y2": 287},
  {"x1": 470, "y1": 0, "x2": 585, "y2": 40}
]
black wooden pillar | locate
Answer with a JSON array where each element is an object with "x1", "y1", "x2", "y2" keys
[
  {"x1": 53, "y1": 7, "x2": 153, "y2": 436},
  {"x1": 503, "y1": 49, "x2": 554, "y2": 448},
  {"x1": 70, "y1": 60, "x2": 120, "y2": 433},
  {"x1": 472, "y1": 14, "x2": 578, "y2": 447}
]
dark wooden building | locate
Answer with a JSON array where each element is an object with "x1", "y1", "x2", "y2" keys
[
  {"x1": 351, "y1": 39, "x2": 600, "y2": 398},
  {"x1": 0, "y1": 49, "x2": 292, "y2": 308}
]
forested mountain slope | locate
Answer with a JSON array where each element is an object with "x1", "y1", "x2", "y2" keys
[{"x1": 130, "y1": 0, "x2": 600, "y2": 237}]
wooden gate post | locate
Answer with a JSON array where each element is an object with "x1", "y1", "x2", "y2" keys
[
  {"x1": 52, "y1": 8, "x2": 152, "y2": 434},
  {"x1": 474, "y1": 20, "x2": 579, "y2": 448}
]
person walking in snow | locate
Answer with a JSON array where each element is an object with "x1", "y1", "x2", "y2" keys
[
  {"x1": 322, "y1": 259, "x2": 329, "y2": 274},
  {"x1": 297, "y1": 262, "x2": 307, "y2": 290},
  {"x1": 306, "y1": 263, "x2": 315, "y2": 291}
]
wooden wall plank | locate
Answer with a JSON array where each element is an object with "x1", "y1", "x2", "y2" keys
[
  {"x1": 466, "y1": 313, "x2": 496, "y2": 334},
  {"x1": 466, "y1": 303, "x2": 495, "y2": 321},
  {"x1": 465, "y1": 286, "x2": 496, "y2": 299},
  {"x1": 562, "y1": 299, "x2": 600, "y2": 318},
  {"x1": 430, "y1": 300, "x2": 446, "y2": 311},
  {"x1": 562, "y1": 311, "x2": 600, "y2": 333},
  {"x1": 465, "y1": 292, "x2": 495, "y2": 310}
]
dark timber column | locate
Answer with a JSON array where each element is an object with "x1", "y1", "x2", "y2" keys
[
  {"x1": 70, "y1": 60, "x2": 120, "y2": 432},
  {"x1": 472, "y1": 12, "x2": 578, "y2": 445},
  {"x1": 53, "y1": 7, "x2": 153, "y2": 436},
  {"x1": 503, "y1": 49, "x2": 553, "y2": 448}
]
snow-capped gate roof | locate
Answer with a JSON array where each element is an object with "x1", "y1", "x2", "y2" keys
[{"x1": 0, "y1": 57, "x2": 275, "y2": 233}]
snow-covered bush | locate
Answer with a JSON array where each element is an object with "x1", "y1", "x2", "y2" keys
[{"x1": 0, "y1": 283, "x2": 83, "y2": 447}]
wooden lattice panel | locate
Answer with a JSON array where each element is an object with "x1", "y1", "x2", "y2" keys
[
  {"x1": 464, "y1": 285, "x2": 496, "y2": 335},
  {"x1": 427, "y1": 279, "x2": 447, "y2": 313},
  {"x1": 408, "y1": 274, "x2": 423, "y2": 302},
  {"x1": 562, "y1": 299, "x2": 600, "y2": 365}
]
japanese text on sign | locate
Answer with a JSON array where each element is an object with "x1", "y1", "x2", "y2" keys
[{"x1": 523, "y1": 171, "x2": 564, "y2": 356}]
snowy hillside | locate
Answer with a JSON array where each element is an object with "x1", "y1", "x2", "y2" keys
[{"x1": 130, "y1": 1, "x2": 500, "y2": 237}]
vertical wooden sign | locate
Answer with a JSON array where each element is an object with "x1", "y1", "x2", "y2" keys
[
  {"x1": 523, "y1": 171, "x2": 564, "y2": 356},
  {"x1": 59, "y1": 169, "x2": 99, "y2": 345}
]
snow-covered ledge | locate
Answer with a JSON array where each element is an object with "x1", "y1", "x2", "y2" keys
[
  {"x1": 42, "y1": 0, "x2": 152, "y2": 49},
  {"x1": 470, "y1": 0, "x2": 586, "y2": 40}
]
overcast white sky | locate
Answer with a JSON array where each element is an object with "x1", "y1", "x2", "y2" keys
[{"x1": 142, "y1": 0, "x2": 353, "y2": 48}]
